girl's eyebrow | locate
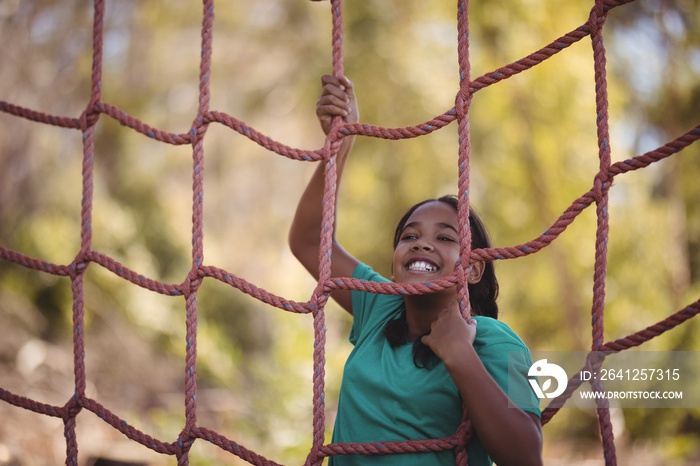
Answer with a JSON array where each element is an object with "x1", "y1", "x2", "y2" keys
[
  {"x1": 403, "y1": 221, "x2": 458, "y2": 234},
  {"x1": 436, "y1": 222, "x2": 459, "y2": 234}
]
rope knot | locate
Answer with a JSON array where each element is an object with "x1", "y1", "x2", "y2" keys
[
  {"x1": 328, "y1": 121, "x2": 342, "y2": 144},
  {"x1": 592, "y1": 171, "x2": 612, "y2": 203},
  {"x1": 188, "y1": 114, "x2": 209, "y2": 143},
  {"x1": 175, "y1": 430, "x2": 195, "y2": 457},
  {"x1": 309, "y1": 288, "x2": 329, "y2": 313},
  {"x1": 180, "y1": 268, "x2": 203, "y2": 296},
  {"x1": 584, "y1": 350, "x2": 607, "y2": 374},
  {"x1": 69, "y1": 256, "x2": 90, "y2": 278},
  {"x1": 587, "y1": 0, "x2": 608, "y2": 33},
  {"x1": 79, "y1": 106, "x2": 100, "y2": 130},
  {"x1": 454, "y1": 88, "x2": 471, "y2": 119},
  {"x1": 63, "y1": 395, "x2": 82, "y2": 421},
  {"x1": 321, "y1": 117, "x2": 344, "y2": 162}
]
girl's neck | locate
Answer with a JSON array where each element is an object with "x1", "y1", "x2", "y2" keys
[{"x1": 403, "y1": 291, "x2": 455, "y2": 342}]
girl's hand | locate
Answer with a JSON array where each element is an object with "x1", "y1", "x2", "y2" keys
[
  {"x1": 316, "y1": 74, "x2": 358, "y2": 136},
  {"x1": 421, "y1": 301, "x2": 477, "y2": 366}
]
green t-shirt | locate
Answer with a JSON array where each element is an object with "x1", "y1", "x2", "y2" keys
[{"x1": 328, "y1": 263, "x2": 540, "y2": 466}]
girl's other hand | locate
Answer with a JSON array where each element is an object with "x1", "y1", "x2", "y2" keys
[
  {"x1": 316, "y1": 74, "x2": 358, "y2": 136},
  {"x1": 421, "y1": 301, "x2": 477, "y2": 366}
]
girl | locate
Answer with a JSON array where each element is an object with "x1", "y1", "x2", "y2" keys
[{"x1": 289, "y1": 75, "x2": 543, "y2": 466}]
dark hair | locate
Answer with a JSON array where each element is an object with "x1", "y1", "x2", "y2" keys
[{"x1": 384, "y1": 195, "x2": 499, "y2": 369}]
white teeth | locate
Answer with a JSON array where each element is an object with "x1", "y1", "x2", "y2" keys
[{"x1": 408, "y1": 261, "x2": 437, "y2": 272}]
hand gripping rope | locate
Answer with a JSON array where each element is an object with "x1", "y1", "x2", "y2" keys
[{"x1": 1, "y1": 0, "x2": 699, "y2": 465}]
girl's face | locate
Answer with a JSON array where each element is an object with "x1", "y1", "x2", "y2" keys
[{"x1": 392, "y1": 201, "x2": 460, "y2": 284}]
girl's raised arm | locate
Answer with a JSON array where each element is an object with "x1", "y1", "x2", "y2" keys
[{"x1": 289, "y1": 75, "x2": 360, "y2": 314}]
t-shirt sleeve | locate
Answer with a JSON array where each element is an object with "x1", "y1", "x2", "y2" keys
[
  {"x1": 348, "y1": 263, "x2": 392, "y2": 346},
  {"x1": 473, "y1": 317, "x2": 542, "y2": 418}
]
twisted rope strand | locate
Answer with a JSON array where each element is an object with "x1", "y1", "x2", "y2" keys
[
  {"x1": 541, "y1": 297, "x2": 700, "y2": 424},
  {"x1": 317, "y1": 434, "x2": 465, "y2": 459}
]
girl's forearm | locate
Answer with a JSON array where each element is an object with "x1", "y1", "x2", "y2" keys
[
  {"x1": 289, "y1": 134, "x2": 354, "y2": 267},
  {"x1": 444, "y1": 345, "x2": 543, "y2": 466}
]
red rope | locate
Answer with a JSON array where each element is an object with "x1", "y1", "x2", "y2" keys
[{"x1": 0, "y1": 0, "x2": 698, "y2": 465}]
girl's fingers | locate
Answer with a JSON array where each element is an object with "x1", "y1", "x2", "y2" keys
[
  {"x1": 320, "y1": 73, "x2": 351, "y2": 87},
  {"x1": 317, "y1": 105, "x2": 347, "y2": 119},
  {"x1": 319, "y1": 92, "x2": 348, "y2": 108},
  {"x1": 317, "y1": 94, "x2": 350, "y2": 117},
  {"x1": 317, "y1": 74, "x2": 356, "y2": 130},
  {"x1": 321, "y1": 75, "x2": 353, "y2": 97},
  {"x1": 323, "y1": 85, "x2": 350, "y2": 104}
]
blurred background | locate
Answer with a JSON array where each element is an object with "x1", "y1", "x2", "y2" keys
[{"x1": 0, "y1": 0, "x2": 699, "y2": 465}]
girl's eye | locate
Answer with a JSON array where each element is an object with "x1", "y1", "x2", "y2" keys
[
  {"x1": 402, "y1": 234, "x2": 417, "y2": 241},
  {"x1": 439, "y1": 236, "x2": 456, "y2": 242}
]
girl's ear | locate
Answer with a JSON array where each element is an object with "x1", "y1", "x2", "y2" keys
[{"x1": 467, "y1": 261, "x2": 485, "y2": 284}]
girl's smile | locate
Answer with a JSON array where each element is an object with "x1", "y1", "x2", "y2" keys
[{"x1": 392, "y1": 201, "x2": 460, "y2": 284}]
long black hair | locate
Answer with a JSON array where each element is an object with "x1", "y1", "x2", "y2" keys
[{"x1": 384, "y1": 195, "x2": 499, "y2": 368}]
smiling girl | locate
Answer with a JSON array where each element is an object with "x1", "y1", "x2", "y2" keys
[{"x1": 289, "y1": 75, "x2": 543, "y2": 466}]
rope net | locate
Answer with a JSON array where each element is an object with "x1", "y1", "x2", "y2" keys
[{"x1": 0, "y1": 0, "x2": 698, "y2": 465}]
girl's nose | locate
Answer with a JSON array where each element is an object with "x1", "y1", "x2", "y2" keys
[{"x1": 412, "y1": 242, "x2": 434, "y2": 252}]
